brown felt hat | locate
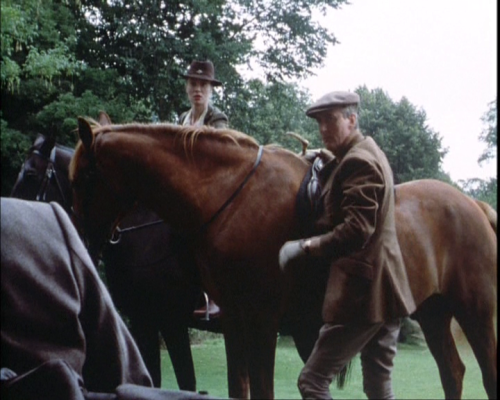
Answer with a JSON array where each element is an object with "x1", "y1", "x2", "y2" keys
[
  {"x1": 181, "y1": 60, "x2": 222, "y2": 86},
  {"x1": 306, "y1": 91, "x2": 360, "y2": 118}
]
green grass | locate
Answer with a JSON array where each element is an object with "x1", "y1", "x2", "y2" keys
[{"x1": 160, "y1": 334, "x2": 488, "y2": 399}]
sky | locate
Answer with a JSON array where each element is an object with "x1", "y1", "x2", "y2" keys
[{"x1": 301, "y1": 0, "x2": 497, "y2": 182}]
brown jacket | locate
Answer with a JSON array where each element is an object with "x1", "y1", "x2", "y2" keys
[{"x1": 311, "y1": 131, "x2": 416, "y2": 324}]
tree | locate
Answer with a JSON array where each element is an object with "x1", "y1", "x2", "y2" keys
[
  {"x1": 459, "y1": 99, "x2": 497, "y2": 209},
  {"x1": 1, "y1": 0, "x2": 349, "y2": 195},
  {"x1": 355, "y1": 86, "x2": 450, "y2": 183},
  {"x1": 226, "y1": 79, "x2": 320, "y2": 149},
  {"x1": 459, "y1": 178, "x2": 497, "y2": 210},
  {"x1": 75, "y1": 0, "x2": 348, "y2": 121},
  {"x1": 1, "y1": 0, "x2": 83, "y2": 193},
  {"x1": 478, "y1": 99, "x2": 497, "y2": 164}
]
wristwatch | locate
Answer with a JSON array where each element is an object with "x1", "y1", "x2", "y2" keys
[{"x1": 302, "y1": 239, "x2": 312, "y2": 255}]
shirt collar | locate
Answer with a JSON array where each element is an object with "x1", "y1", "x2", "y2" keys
[{"x1": 183, "y1": 106, "x2": 209, "y2": 127}]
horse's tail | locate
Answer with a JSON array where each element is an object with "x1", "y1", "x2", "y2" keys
[
  {"x1": 335, "y1": 360, "x2": 353, "y2": 389},
  {"x1": 475, "y1": 199, "x2": 497, "y2": 234}
]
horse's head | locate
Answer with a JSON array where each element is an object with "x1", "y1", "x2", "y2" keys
[
  {"x1": 11, "y1": 133, "x2": 73, "y2": 212},
  {"x1": 69, "y1": 112, "x2": 135, "y2": 260}
]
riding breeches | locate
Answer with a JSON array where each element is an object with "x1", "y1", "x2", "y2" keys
[{"x1": 298, "y1": 318, "x2": 401, "y2": 399}]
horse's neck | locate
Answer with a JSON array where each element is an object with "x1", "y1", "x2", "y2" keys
[{"x1": 120, "y1": 135, "x2": 259, "y2": 231}]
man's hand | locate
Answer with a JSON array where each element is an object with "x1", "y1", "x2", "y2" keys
[{"x1": 279, "y1": 240, "x2": 308, "y2": 271}]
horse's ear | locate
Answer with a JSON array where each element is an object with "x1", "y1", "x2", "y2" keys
[
  {"x1": 78, "y1": 117, "x2": 94, "y2": 151},
  {"x1": 39, "y1": 133, "x2": 56, "y2": 158},
  {"x1": 98, "y1": 111, "x2": 112, "y2": 126}
]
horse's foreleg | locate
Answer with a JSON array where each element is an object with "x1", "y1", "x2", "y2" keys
[
  {"x1": 291, "y1": 322, "x2": 321, "y2": 363},
  {"x1": 160, "y1": 323, "x2": 196, "y2": 391},
  {"x1": 414, "y1": 296, "x2": 465, "y2": 399},
  {"x1": 222, "y1": 315, "x2": 251, "y2": 399},
  {"x1": 128, "y1": 319, "x2": 162, "y2": 387},
  {"x1": 246, "y1": 318, "x2": 278, "y2": 399}
]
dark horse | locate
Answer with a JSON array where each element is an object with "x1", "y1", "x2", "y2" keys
[
  {"x1": 10, "y1": 130, "x2": 214, "y2": 391},
  {"x1": 69, "y1": 118, "x2": 497, "y2": 399}
]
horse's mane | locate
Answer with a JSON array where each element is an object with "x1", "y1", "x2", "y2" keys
[
  {"x1": 94, "y1": 122, "x2": 260, "y2": 149},
  {"x1": 70, "y1": 120, "x2": 262, "y2": 181}
]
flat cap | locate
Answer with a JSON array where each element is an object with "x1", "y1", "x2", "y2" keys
[{"x1": 306, "y1": 91, "x2": 360, "y2": 118}]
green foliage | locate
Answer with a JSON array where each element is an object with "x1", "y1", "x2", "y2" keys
[
  {"x1": 227, "y1": 0, "x2": 347, "y2": 80},
  {"x1": 478, "y1": 99, "x2": 497, "y2": 164},
  {"x1": 36, "y1": 90, "x2": 153, "y2": 146},
  {"x1": 226, "y1": 79, "x2": 320, "y2": 150},
  {"x1": 76, "y1": 0, "x2": 347, "y2": 120},
  {"x1": 0, "y1": 116, "x2": 32, "y2": 195},
  {"x1": 458, "y1": 177, "x2": 497, "y2": 210},
  {"x1": 1, "y1": 0, "x2": 348, "y2": 195},
  {"x1": 356, "y1": 86, "x2": 449, "y2": 183},
  {"x1": 458, "y1": 100, "x2": 497, "y2": 210},
  {"x1": 1, "y1": 0, "x2": 83, "y2": 141},
  {"x1": 1, "y1": 0, "x2": 82, "y2": 90},
  {"x1": 398, "y1": 317, "x2": 425, "y2": 347}
]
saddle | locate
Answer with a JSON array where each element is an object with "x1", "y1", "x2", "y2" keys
[{"x1": 296, "y1": 154, "x2": 326, "y2": 237}]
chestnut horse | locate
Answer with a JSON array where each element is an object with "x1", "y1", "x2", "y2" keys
[
  {"x1": 70, "y1": 117, "x2": 497, "y2": 399},
  {"x1": 10, "y1": 132, "x2": 207, "y2": 391}
]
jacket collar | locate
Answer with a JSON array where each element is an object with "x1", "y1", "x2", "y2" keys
[
  {"x1": 204, "y1": 104, "x2": 215, "y2": 122},
  {"x1": 335, "y1": 130, "x2": 365, "y2": 161}
]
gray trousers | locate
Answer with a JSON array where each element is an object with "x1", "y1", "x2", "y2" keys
[{"x1": 298, "y1": 318, "x2": 401, "y2": 399}]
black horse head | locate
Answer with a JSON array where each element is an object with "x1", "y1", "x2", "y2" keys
[{"x1": 11, "y1": 134, "x2": 74, "y2": 214}]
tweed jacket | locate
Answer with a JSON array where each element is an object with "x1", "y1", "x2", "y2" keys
[
  {"x1": 1, "y1": 198, "x2": 153, "y2": 393},
  {"x1": 311, "y1": 131, "x2": 416, "y2": 324},
  {"x1": 179, "y1": 104, "x2": 228, "y2": 128}
]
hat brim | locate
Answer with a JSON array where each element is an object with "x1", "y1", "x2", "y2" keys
[
  {"x1": 306, "y1": 103, "x2": 357, "y2": 118},
  {"x1": 181, "y1": 74, "x2": 222, "y2": 86}
]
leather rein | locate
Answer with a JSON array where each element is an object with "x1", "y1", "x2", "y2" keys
[
  {"x1": 200, "y1": 145, "x2": 264, "y2": 233},
  {"x1": 28, "y1": 147, "x2": 69, "y2": 207},
  {"x1": 107, "y1": 144, "x2": 264, "y2": 242}
]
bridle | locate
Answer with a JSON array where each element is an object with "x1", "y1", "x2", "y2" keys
[
  {"x1": 78, "y1": 143, "x2": 264, "y2": 249},
  {"x1": 17, "y1": 146, "x2": 70, "y2": 209},
  {"x1": 73, "y1": 145, "x2": 149, "y2": 257},
  {"x1": 109, "y1": 219, "x2": 164, "y2": 244}
]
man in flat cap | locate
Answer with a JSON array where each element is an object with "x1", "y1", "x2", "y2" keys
[{"x1": 279, "y1": 91, "x2": 415, "y2": 399}]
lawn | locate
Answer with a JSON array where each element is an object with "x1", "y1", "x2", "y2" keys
[{"x1": 160, "y1": 333, "x2": 488, "y2": 399}]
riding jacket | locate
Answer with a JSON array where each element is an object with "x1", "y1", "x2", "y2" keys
[
  {"x1": 179, "y1": 104, "x2": 228, "y2": 128},
  {"x1": 310, "y1": 131, "x2": 416, "y2": 324}
]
